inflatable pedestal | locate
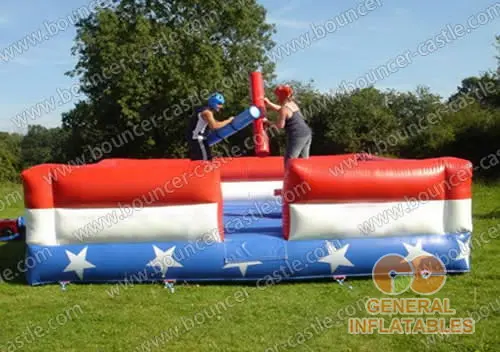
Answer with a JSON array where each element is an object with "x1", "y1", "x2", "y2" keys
[{"x1": 21, "y1": 154, "x2": 473, "y2": 285}]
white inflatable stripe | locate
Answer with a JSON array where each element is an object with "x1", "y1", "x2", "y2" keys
[
  {"x1": 221, "y1": 181, "x2": 282, "y2": 201},
  {"x1": 24, "y1": 208, "x2": 57, "y2": 246},
  {"x1": 25, "y1": 203, "x2": 221, "y2": 245},
  {"x1": 444, "y1": 200, "x2": 473, "y2": 233},
  {"x1": 288, "y1": 199, "x2": 472, "y2": 240}
]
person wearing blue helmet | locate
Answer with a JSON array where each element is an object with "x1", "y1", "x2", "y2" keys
[{"x1": 187, "y1": 92, "x2": 234, "y2": 160}]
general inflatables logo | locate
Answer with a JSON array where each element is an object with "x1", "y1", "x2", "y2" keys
[
  {"x1": 372, "y1": 253, "x2": 447, "y2": 295},
  {"x1": 348, "y1": 253, "x2": 474, "y2": 335}
]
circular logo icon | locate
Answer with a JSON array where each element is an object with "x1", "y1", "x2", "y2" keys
[
  {"x1": 372, "y1": 253, "x2": 447, "y2": 295},
  {"x1": 372, "y1": 254, "x2": 414, "y2": 295},
  {"x1": 411, "y1": 254, "x2": 447, "y2": 296}
]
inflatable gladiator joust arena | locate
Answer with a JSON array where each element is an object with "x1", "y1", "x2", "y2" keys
[{"x1": 20, "y1": 72, "x2": 473, "y2": 286}]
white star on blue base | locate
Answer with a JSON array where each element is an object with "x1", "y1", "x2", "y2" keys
[
  {"x1": 317, "y1": 241, "x2": 355, "y2": 274},
  {"x1": 63, "y1": 247, "x2": 96, "y2": 280},
  {"x1": 147, "y1": 245, "x2": 183, "y2": 277},
  {"x1": 26, "y1": 233, "x2": 472, "y2": 285},
  {"x1": 455, "y1": 237, "x2": 471, "y2": 268},
  {"x1": 223, "y1": 261, "x2": 263, "y2": 277},
  {"x1": 402, "y1": 240, "x2": 435, "y2": 262}
]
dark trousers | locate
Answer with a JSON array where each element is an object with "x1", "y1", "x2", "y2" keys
[{"x1": 188, "y1": 138, "x2": 212, "y2": 161}]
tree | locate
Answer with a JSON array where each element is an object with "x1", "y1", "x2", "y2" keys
[
  {"x1": 384, "y1": 86, "x2": 454, "y2": 158},
  {"x1": 20, "y1": 125, "x2": 70, "y2": 168},
  {"x1": 440, "y1": 102, "x2": 500, "y2": 178},
  {"x1": 448, "y1": 73, "x2": 500, "y2": 108},
  {"x1": 64, "y1": 0, "x2": 276, "y2": 159},
  {"x1": 0, "y1": 132, "x2": 22, "y2": 182},
  {"x1": 61, "y1": 101, "x2": 99, "y2": 161},
  {"x1": 305, "y1": 87, "x2": 399, "y2": 155}
]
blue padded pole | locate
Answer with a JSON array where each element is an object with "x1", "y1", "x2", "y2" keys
[{"x1": 207, "y1": 106, "x2": 261, "y2": 146}]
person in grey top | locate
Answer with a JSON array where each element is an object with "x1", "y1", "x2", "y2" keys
[{"x1": 263, "y1": 84, "x2": 313, "y2": 166}]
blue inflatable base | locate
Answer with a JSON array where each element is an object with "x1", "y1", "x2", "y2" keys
[{"x1": 25, "y1": 201, "x2": 471, "y2": 285}]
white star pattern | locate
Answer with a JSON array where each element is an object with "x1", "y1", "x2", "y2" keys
[
  {"x1": 317, "y1": 241, "x2": 354, "y2": 274},
  {"x1": 223, "y1": 261, "x2": 263, "y2": 277},
  {"x1": 402, "y1": 240, "x2": 435, "y2": 262},
  {"x1": 455, "y1": 237, "x2": 471, "y2": 268},
  {"x1": 147, "y1": 245, "x2": 183, "y2": 277},
  {"x1": 63, "y1": 247, "x2": 96, "y2": 280}
]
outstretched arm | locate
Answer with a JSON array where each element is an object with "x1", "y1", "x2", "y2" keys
[
  {"x1": 264, "y1": 97, "x2": 281, "y2": 112},
  {"x1": 202, "y1": 110, "x2": 234, "y2": 130}
]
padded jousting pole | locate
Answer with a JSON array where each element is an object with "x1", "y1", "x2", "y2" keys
[
  {"x1": 206, "y1": 106, "x2": 261, "y2": 147},
  {"x1": 249, "y1": 71, "x2": 270, "y2": 157}
]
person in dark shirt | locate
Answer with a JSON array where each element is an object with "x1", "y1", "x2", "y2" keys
[
  {"x1": 263, "y1": 85, "x2": 313, "y2": 166},
  {"x1": 187, "y1": 93, "x2": 234, "y2": 160}
]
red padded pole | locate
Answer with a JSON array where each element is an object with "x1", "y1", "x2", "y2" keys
[{"x1": 249, "y1": 71, "x2": 270, "y2": 157}]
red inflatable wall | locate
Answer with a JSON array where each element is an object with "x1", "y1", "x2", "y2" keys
[
  {"x1": 216, "y1": 156, "x2": 284, "y2": 181},
  {"x1": 22, "y1": 159, "x2": 225, "y2": 239},
  {"x1": 51, "y1": 162, "x2": 221, "y2": 209},
  {"x1": 282, "y1": 156, "x2": 473, "y2": 240}
]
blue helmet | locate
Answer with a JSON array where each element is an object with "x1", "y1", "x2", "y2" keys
[{"x1": 208, "y1": 93, "x2": 225, "y2": 109}]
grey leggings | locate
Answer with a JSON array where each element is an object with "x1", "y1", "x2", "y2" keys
[{"x1": 285, "y1": 134, "x2": 312, "y2": 166}]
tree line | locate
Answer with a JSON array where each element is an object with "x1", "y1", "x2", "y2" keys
[{"x1": 1, "y1": 0, "x2": 499, "y2": 182}]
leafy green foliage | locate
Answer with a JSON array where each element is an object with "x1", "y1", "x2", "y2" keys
[
  {"x1": 64, "y1": 0, "x2": 276, "y2": 159},
  {"x1": 449, "y1": 72, "x2": 500, "y2": 108},
  {"x1": 20, "y1": 125, "x2": 70, "y2": 168},
  {"x1": 1, "y1": 12, "x2": 499, "y2": 180},
  {"x1": 0, "y1": 132, "x2": 22, "y2": 183}
]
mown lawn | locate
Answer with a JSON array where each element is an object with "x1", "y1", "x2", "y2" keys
[{"x1": 0, "y1": 181, "x2": 499, "y2": 352}]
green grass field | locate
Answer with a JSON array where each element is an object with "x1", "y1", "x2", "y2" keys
[{"x1": 1, "y1": 182, "x2": 499, "y2": 352}]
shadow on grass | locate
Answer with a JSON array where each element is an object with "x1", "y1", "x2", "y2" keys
[
  {"x1": 0, "y1": 240, "x2": 28, "y2": 285},
  {"x1": 172, "y1": 275, "x2": 376, "y2": 288},
  {"x1": 187, "y1": 272, "x2": 470, "y2": 288},
  {"x1": 475, "y1": 209, "x2": 500, "y2": 219}
]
